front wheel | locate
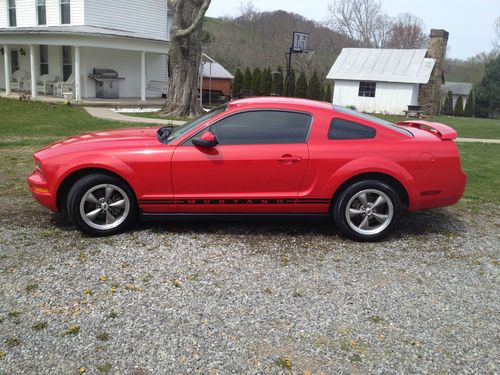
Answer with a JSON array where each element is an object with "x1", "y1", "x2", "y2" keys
[
  {"x1": 333, "y1": 180, "x2": 402, "y2": 242},
  {"x1": 66, "y1": 174, "x2": 137, "y2": 236}
]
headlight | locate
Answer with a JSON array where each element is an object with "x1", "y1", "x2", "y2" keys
[{"x1": 34, "y1": 158, "x2": 45, "y2": 176}]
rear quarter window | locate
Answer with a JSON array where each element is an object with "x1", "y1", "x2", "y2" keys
[{"x1": 328, "y1": 118, "x2": 376, "y2": 140}]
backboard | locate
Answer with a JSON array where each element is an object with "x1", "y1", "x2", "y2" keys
[{"x1": 292, "y1": 32, "x2": 310, "y2": 52}]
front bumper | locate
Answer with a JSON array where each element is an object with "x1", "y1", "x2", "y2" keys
[{"x1": 27, "y1": 171, "x2": 58, "y2": 212}]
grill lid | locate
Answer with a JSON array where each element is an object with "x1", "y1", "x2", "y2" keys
[{"x1": 88, "y1": 68, "x2": 124, "y2": 80}]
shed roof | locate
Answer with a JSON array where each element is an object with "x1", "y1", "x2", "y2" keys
[
  {"x1": 326, "y1": 48, "x2": 436, "y2": 84},
  {"x1": 202, "y1": 54, "x2": 234, "y2": 80},
  {"x1": 442, "y1": 82, "x2": 473, "y2": 96}
]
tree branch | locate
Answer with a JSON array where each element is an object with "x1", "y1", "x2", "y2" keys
[{"x1": 173, "y1": 0, "x2": 211, "y2": 39}]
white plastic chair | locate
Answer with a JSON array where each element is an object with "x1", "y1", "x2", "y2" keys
[
  {"x1": 36, "y1": 74, "x2": 59, "y2": 95},
  {"x1": 55, "y1": 73, "x2": 75, "y2": 97}
]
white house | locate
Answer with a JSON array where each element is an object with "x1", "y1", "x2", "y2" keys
[
  {"x1": 326, "y1": 48, "x2": 437, "y2": 115},
  {"x1": 441, "y1": 81, "x2": 473, "y2": 110},
  {"x1": 0, "y1": 0, "x2": 174, "y2": 101}
]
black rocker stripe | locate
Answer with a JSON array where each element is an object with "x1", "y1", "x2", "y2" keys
[{"x1": 139, "y1": 198, "x2": 330, "y2": 205}]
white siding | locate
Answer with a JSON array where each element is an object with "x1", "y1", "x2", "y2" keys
[
  {"x1": 80, "y1": 47, "x2": 166, "y2": 98},
  {"x1": 332, "y1": 80, "x2": 419, "y2": 115},
  {"x1": 0, "y1": 0, "x2": 84, "y2": 27},
  {"x1": 84, "y1": 0, "x2": 170, "y2": 41}
]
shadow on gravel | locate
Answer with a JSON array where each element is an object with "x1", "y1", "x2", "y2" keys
[{"x1": 31, "y1": 206, "x2": 467, "y2": 241}]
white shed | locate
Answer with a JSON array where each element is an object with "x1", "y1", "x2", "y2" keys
[
  {"x1": 326, "y1": 48, "x2": 436, "y2": 115},
  {"x1": 441, "y1": 82, "x2": 473, "y2": 110}
]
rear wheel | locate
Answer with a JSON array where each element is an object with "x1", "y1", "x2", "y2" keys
[
  {"x1": 67, "y1": 174, "x2": 137, "y2": 236},
  {"x1": 333, "y1": 180, "x2": 402, "y2": 241}
]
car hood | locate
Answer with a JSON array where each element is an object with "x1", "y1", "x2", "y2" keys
[{"x1": 36, "y1": 127, "x2": 160, "y2": 155}]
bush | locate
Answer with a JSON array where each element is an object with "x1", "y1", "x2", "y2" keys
[
  {"x1": 251, "y1": 68, "x2": 262, "y2": 96},
  {"x1": 295, "y1": 72, "x2": 308, "y2": 98},
  {"x1": 443, "y1": 91, "x2": 454, "y2": 115},
  {"x1": 232, "y1": 68, "x2": 243, "y2": 98},
  {"x1": 454, "y1": 96, "x2": 464, "y2": 116},
  {"x1": 324, "y1": 83, "x2": 332, "y2": 102},
  {"x1": 241, "y1": 67, "x2": 252, "y2": 96},
  {"x1": 260, "y1": 67, "x2": 273, "y2": 96},
  {"x1": 307, "y1": 70, "x2": 321, "y2": 100},
  {"x1": 464, "y1": 90, "x2": 474, "y2": 117}
]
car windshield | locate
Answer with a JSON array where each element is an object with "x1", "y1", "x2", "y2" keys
[
  {"x1": 333, "y1": 105, "x2": 413, "y2": 137},
  {"x1": 162, "y1": 104, "x2": 228, "y2": 144}
]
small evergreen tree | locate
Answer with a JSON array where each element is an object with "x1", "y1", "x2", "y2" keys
[
  {"x1": 307, "y1": 70, "x2": 321, "y2": 100},
  {"x1": 464, "y1": 90, "x2": 474, "y2": 117},
  {"x1": 260, "y1": 67, "x2": 273, "y2": 96},
  {"x1": 251, "y1": 67, "x2": 262, "y2": 96},
  {"x1": 275, "y1": 66, "x2": 284, "y2": 96},
  {"x1": 295, "y1": 72, "x2": 308, "y2": 98},
  {"x1": 242, "y1": 67, "x2": 252, "y2": 96},
  {"x1": 232, "y1": 68, "x2": 243, "y2": 98},
  {"x1": 474, "y1": 54, "x2": 500, "y2": 118},
  {"x1": 320, "y1": 85, "x2": 326, "y2": 102},
  {"x1": 324, "y1": 83, "x2": 332, "y2": 102},
  {"x1": 284, "y1": 69, "x2": 296, "y2": 97},
  {"x1": 443, "y1": 91, "x2": 454, "y2": 115},
  {"x1": 454, "y1": 96, "x2": 464, "y2": 116}
]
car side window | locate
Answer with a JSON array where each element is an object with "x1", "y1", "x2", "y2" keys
[
  {"x1": 328, "y1": 118, "x2": 376, "y2": 140},
  {"x1": 209, "y1": 110, "x2": 312, "y2": 145}
]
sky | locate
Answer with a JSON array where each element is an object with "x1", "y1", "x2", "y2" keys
[{"x1": 206, "y1": 0, "x2": 500, "y2": 59}]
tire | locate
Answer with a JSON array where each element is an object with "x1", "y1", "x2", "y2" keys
[
  {"x1": 333, "y1": 180, "x2": 402, "y2": 242},
  {"x1": 66, "y1": 173, "x2": 137, "y2": 236}
]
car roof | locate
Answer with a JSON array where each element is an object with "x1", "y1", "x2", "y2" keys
[{"x1": 228, "y1": 96, "x2": 334, "y2": 111}]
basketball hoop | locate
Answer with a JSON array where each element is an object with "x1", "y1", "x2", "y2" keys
[{"x1": 285, "y1": 31, "x2": 311, "y2": 96}]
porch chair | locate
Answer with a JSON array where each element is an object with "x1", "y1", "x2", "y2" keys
[
  {"x1": 10, "y1": 69, "x2": 29, "y2": 91},
  {"x1": 36, "y1": 74, "x2": 59, "y2": 95},
  {"x1": 54, "y1": 73, "x2": 75, "y2": 97},
  {"x1": 147, "y1": 80, "x2": 168, "y2": 97}
]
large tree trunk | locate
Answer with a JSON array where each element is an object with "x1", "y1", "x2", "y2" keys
[{"x1": 161, "y1": 0, "x2": 211, "y2": 118}]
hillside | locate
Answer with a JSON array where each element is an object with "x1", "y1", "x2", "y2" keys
[{"x1": 202, "y1": 11, "x2": 355, "y2": 79}]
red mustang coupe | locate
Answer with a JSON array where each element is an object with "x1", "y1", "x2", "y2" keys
[{"x1": 27, "y1": 97, "x2": 466, "y2": 241}]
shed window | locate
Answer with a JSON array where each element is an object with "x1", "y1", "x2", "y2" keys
[
  {"x1": 61, "y1": 0, "x2": 71, "y2": 24},
  {"x1": 328, "y1": 118, "x2": 376, "y2": 140},
  {"x1": 37, "y1": 0, "x2": 46, "y2": 25},
  {"x1": 40, "y1": 45, "x2": 49, "y2": 75},
  {"x1": 358, "y1": 81, "x2": 376, "y2": 97},
  {"x1": 8, "y1": 0, "x2": 16, "y2": 27}
]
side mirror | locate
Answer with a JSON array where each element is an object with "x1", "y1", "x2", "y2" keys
[{"x1": 192, "y1": 130, "x2": 218, "y2": 148}]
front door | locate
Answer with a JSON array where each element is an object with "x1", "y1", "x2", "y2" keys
[{"x1": 171, "y1": 110, "x2": 312, "y2": 213}]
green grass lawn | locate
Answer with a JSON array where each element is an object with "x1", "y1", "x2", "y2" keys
[
  {"x1": 0, "y1": 98, "x2": 498, "y2": 205},
  {"x1": 376, "y1": 114, "x2": 500, "y2": 139},
  {"x1": 0, "y1": 98, "x2": 150, "y2": 147}
]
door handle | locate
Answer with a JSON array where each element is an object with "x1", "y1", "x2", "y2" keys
[{"x1": 277, "y1": 154, "x2": 302, "y2": 163}]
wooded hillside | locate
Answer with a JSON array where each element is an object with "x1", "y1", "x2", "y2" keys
[{"x1": 202, "y1": 11, "x2": 354, "y2": 79}]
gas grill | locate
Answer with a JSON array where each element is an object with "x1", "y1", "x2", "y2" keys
[{"x1": 88, "y1": 69, "x2": 125, "y2": 99}]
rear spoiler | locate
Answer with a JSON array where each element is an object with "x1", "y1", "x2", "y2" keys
[{"x1": 396, "y1": 120, "x2": 458, "y2": 140}]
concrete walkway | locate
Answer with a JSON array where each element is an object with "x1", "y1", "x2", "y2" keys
[
  {"x1": 84, "y1": 107, "x2": 186, "y2": 126},
  {"x1": 84, "y1": 107, "x2": 500, "y2": 144},
  {"x1": 456, "y1": 137, "x2": 500, "y2": 144}
]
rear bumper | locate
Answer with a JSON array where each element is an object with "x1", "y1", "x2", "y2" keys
[
  {"x1": 27, "y1": 172, "x2": 58, "y2": 212},
  {"x1": 411, "y1": 170, "x2": 467, "y2": 210}
]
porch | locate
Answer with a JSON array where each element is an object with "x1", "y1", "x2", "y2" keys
[{"x1": 0, "y1": 26, "x2": 170, "y2": 103}]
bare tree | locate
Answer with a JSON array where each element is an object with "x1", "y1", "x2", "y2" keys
[
  {"x1": 162, "y1": 0, "x2": 211, "y2": 117},
  {"x1": 327, "y1": 0, "x2": 386, "y2": 47},
  {"x1": 494, "y1": 16, "x2": 500, "y2": 50},
  {"x1": 386, "y1": 13, "x2": 427, "y2": 49}
]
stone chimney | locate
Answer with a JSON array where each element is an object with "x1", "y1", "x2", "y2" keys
[{"x1": 418, "y1": 29, "x2": 449, "y2": 115}]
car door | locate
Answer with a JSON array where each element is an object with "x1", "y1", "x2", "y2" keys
[{"x1": 170, "y1": 110, "x2": 312, "y2": 213}]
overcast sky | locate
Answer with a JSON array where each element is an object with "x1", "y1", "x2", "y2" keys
[{"x1": 206, "y1": 0, "x2": 500, "y2": 59}]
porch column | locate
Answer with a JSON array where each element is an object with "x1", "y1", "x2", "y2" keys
[
  {"x1": 3, "y1": 45, "x2": 11, "y2": 95},
  {"x1": 30, "y1": 45, "x2": 37, "y2": 98},
  {"x1": 140, "y1": 51, "x2": 146, "y2": 102},
  {"x1": 74, "y1": 46, "x2": 81, "y2": 101}
]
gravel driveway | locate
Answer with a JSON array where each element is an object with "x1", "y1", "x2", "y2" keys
[{"x1": 0, "y1": 193, "x2": 499, "y2": 374}]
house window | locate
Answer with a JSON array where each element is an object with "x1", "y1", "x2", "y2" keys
[
  {"x1": 61, "y1": 0, "x2": 71, "y2": 24},
  {"x1": 8, "y1": 0, "x2": 16, "y2": 27},
  {"x1": 62, "y1": 46, "x2": 72, "y2": 81},
  {"x1": 37, "y1": 0, "x2": 47, "y2": 25},
  {"x1": 40, "y1": 45, "x2": 49, "y2": 75},
  {"x1": 11, "y1": 50, "x2": 19, "y2": 74},
  {"x1": 358, "y1": 81, "x2": 376, "y2": 97}
]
